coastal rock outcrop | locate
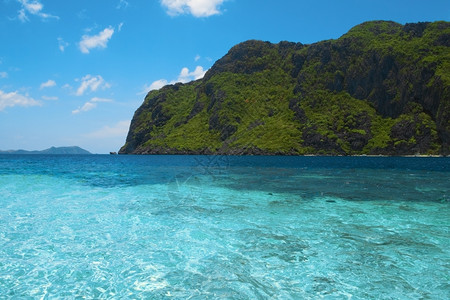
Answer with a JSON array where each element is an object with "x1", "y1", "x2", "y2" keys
[{"x1": 120, "y1": 21, "x2": 450, "y2": 155}]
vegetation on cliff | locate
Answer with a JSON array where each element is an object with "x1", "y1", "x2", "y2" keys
[{"x1": 120, "y1": 21, "x2": 450, "y2": 155}]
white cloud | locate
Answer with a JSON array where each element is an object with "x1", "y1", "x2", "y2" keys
[
  {"x1": 16, "y1": 0, "x2": 59, "y2": 22},
  {"x1": 40, "y1": 79, "x2": 56, "y2": 89},
  {"x1": 57, "y1": 37, "x2": 69, "y2": 52},
  {"x1": 85, "y1": 120, "x2": 131, "y2": 139},
  {"x1": 41, "y1": 95, "x2": 58, "y2": 101},
  {"x1": 76, "y1": 75, "x2": 110, "y2": 96},
  {"x1": 147, "y1": 80, "x2": 168, "y2": 92},
  {"x1": 161, "y1": 0, "x2": 225, "y2": 17},
  {"x1": 0, "y1": 72, "x2": 7, "y2": 79},
  {"x1": 79, "y1": 27, "x2": 115, "y2": 54},
  {"x1": 195, "y1": 54, "x2": 201, "y2": 61},
  {"x1": 177, "y1": 66, "x2": 206, "y2": 82},
  {"x1": 137, "y1": 82, "x2": 163, "y2": 95},
  {"x1": 0, "y1": 89, "x2": 41, "y2": 111},
  {"x1": 72, "y1": 102, "x2": 96, "y2": 114},
  {"x1": 72, "y1": 96, "x2": 114, "y2": 114},
  {"x1": 141, "y1": 66, "x2": 207, "y2": 93}
]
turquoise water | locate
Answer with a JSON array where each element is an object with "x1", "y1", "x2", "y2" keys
[{"x1": 0, "y1": 155, "x2": 449, "y2": 299}]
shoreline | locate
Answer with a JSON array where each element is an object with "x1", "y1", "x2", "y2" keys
[
  {"x1": 1, "y1": 152, "x2": 447, "y2": 157},
  {"x1": 116, "y1": 153, "x2": 448, "y2": 158}
]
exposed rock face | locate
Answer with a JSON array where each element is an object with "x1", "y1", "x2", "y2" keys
[{"x1": 120, "y1": 21, "x2": 450, "y2": 155}]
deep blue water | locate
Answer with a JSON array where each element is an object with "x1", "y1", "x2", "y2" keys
[{"x1": 0, "y1": 155, "x2": 449, "y2": 298}]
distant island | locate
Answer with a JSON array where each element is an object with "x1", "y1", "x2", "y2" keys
[
  {"x1": 0, "y1": 146, "x2": 92, "y2": 155},
  {"x1": 120, "y1": 21, "x2": 449, "y2": 156}
]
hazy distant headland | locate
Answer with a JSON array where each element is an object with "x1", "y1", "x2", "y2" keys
[
  {"x1": 0, "y1": 146, "x2": 92, "y2": 155},
  {"x1": 119, "y1": 21, "x2": 449, "y2": 156}
]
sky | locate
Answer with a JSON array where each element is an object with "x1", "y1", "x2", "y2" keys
[{"x1": 0, "y1": 0, "x2": 449, "y2": 153}]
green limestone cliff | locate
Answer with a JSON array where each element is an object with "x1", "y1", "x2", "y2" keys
[{"x1": 120, "y1": 21, "x2": 450, "y2": 155}]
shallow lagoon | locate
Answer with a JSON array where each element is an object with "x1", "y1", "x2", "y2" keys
[{"x1": 0, "y1": 155, "x2": 449, "y2": 298}]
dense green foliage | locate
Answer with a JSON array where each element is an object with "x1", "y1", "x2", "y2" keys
[{"x1": 120, "y1": 21, "x2": 450, "y2": 155}]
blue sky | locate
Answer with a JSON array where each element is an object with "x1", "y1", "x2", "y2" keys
[{"x1": 0, "y1": 0, "x2": 449, "y2": 153}]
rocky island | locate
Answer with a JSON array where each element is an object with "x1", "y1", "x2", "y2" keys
[{"x1": 120, "y1": 21, "x2": 450, "y2": 156}]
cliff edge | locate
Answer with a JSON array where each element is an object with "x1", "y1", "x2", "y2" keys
[{"x1": 120, "y1": 21, "x2": 450, "y2": 155}]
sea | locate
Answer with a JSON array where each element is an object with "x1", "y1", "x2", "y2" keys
[{"x1": 0, "y1": 154, "x2": 449, "y2": 299}]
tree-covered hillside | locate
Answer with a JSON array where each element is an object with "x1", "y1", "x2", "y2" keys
[{"x1": 120, "y1": 21, "x2": 450, "y2": 155}]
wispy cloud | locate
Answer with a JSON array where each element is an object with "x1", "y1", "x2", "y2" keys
[
  {"x1": 16, "y1": 0, "x2": 59, "y2": 22},
  {"x1": 76, "y1": 75, "x2": 110, "y2": 96},
  {"x1": 72, "y1": 97, "x2": 113, "y2": 114},
  {"x1": 0, "y1": 89, "x2": 41, "y2": 111},
  {"x1": 79, "y1": 26, "x2": 115, "y2": 54},
  {"x1": 62, "y1": 83, "x2": 72, "y2": 90},
  {"x1": 41, "y1": 95, "x2": 58, "y2": 101},
  {"x1": 116, "y1": 0, "x2": 129, "y2": 9},
  {"x1": 161, "y1": 0, "x2": 226, "y2": 17},
  {"x1": 72, "y1": 102, "x2": 96, "y2": 114},
  {"x1": 141, "y1": 66, "x2": 207, "y2": 93},
  {"x1": 57, "y1": 37, "x2": 69, "y2": 52},
  {"x1": 40, "y1": 79, "x2": 56, "y2": 89},
  {"x1": 85, "y1": 120, "x2": 131, "y2": 139},
  {"x1": 77, "y1": 9, "x2": 88, "y2": 20},
  {"x1": 91, "y1": 97, "x2": 113, "y2": 103},
  {"x1": 0, "y1": 72, "x2": 7, "y2": 79}
]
